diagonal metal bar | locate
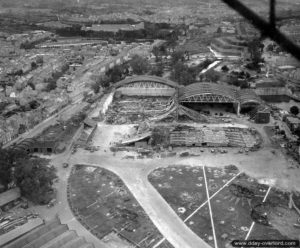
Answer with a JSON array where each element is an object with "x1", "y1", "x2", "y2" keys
[
  {"x1": 221, "y1": 0, "x2": 300, "y2": 61},
  {"x1": 270, "y1": 0, "x2": 276, "y2": 29}
]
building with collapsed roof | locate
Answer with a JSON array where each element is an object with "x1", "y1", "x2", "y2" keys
[{"x1": 114, "y1": 76, "x2": 264, "y2": 116}]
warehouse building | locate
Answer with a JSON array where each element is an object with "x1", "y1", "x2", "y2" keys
[{"x1": 115, "y1": 75, "x2": 179, "y2": 97}]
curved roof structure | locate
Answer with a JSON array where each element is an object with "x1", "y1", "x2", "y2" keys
[
  {"x1": 115, "y1": 75, "x2": 179, "y2": 89},
  {"x1": 179, "y1": 83, "x2": 239, "y2": 103},
  {"x1": 238, "y1": 89, "x2": 261, "y2": 106}
]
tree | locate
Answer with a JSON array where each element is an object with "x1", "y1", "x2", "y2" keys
[
  {"x1": 31, "y1": 61, "x2": 37, "y2": 70},
  {"x1": 107, "y1": 65, "x2": 124, "y2": 83},
  {"x1": 91, "y1": 75, "x2": 110, "y2": 94},
  {"x1": 247, "y1": 39, "x2": 264, "y2": 70},
  {"x1": 129, "y1": 55, "x2": 150, "y2": 75},
  {"x1": 221, "y1": 65, "x2": 229, "y2": 72},
  {"x1": 14, "y1": 158, "x2": 57, "y2": 204},
  {"x1": 152, "y1": 46, "x2": 161, "y2": 62},
  {"x1": 290, "y1": 106, "x2": 299, "y2": 116},
  {"x1": 202, "y1": 70, "x2": 220, "y2": 82},
  {"x1": 0, "y1": 149, "x2": 28, "y2": 190},
  {"x1": 150, "y1": 65, "x2": 164, "y2": 77},
  {"x1": 171, "y1": 61, "x2": 186, "y2": 82},
  {"x1": 171, "y1": 50, "x2": 185, "y2": 66},
  {"x1": 45, "y1": 78, "x2": 57, "y2": 92},
  {"x1": 240, "y1": 81, "x2": 250, "y2": 89},
  {"x1": 171, "y1": 62, "x2": 194, "y2": 85}
]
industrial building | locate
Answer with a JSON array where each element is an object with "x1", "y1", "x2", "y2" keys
[
  {"x1": 210, "y1": 22, "x2": 259, "y2": 57},
  {"x1": 114, "y1": 76, "x2": 263, "y2": 116},
  {"x1": 179, "y1": 83, "x2": 261, "y2": 115},
  {"x1": 12, "y1": 138, "x2": 59, "y2": 154},
  {"x1": 0, "y1": 188, "x2": 21, "y2": 212},
  {"x1": 2, "y1": 217, "x2": 95, "y2": 248},
  {"x1": 115, "y1": 75, "x2": 179, "y2": 97}
]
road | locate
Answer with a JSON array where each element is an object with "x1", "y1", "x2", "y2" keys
[
  {"x1": 67, "y1": 136, "x2": 300, "y2": 248},
  {"x1": 3, "y1": 101, "x2": 87, "y2": 149},
  {"x1": 70, "y1": 152, "x2": 211, "y2": 248},
  {"x1": 31, "y1": 150, "x2": 109, "y2": 248},
  {"x1": 2, "y1": 42, "x2": 148, "y2": 149},
  {"x1": 29, "y1": 121, "x2": 300, "y2": 248}
]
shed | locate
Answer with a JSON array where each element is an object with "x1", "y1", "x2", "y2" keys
[{"x1": 0, "y1": 187, "x2": 21, "y2": 208}]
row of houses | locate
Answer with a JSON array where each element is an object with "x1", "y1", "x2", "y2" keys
[{"x1": 0, "y1": 98, "x2": 70, "y2": 146}]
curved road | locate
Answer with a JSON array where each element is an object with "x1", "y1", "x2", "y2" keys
[
  {"x1": 32, "y1": 130, "x2": 300, "y2": 248},
  {"x1": 69, "y1": 143, "x2": 300, "y2": 248},
  {"x1": 70, "y1": 152, "x2": 212, "y2": 248}
]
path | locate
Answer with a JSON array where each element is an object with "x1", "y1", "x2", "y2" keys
[
  {"x1": 71, "y1": 153, "x2": 211, "y2": 248},
  {"x1": 69, "y1": 141, "x2": 300, "y2": 248}
]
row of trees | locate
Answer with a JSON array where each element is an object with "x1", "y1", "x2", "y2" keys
[
  {"x1": 91, "y1": 54, "x2": 163, "y2": 94},
  {"x1": 0, "y1": 149, "x2": 57, "y2": 204},
  {"x1": 169, "y1": 51, "x2": 221, "y2": 85}
]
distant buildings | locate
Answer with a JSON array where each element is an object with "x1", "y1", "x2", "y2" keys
[
  {"x1": 210, "y1": 22, "x2": 259, "y2": 57},
  {"x1": 83, "y1": 22, "x2": 145, "y2": 33},
  {"x1": 7, "y1": 31, "x2": 55, "y2": 49}
]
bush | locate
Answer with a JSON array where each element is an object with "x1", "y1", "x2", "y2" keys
[
  {"x1": 221, "y1": 65, "x2": 229, "y2": 72},
  {"x1": 129, "y1": 55, "x2": 150, "y2": 75},
  {"x1": 290, "y1": 106, "x2": 299, "y2": 116}
]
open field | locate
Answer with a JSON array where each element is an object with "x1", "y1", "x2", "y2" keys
[
  {"x1": 149, "y1": 165, "x2": 299, "y2": 248},
  {"x1": 69, "y1": 165, "x2": 172, "y2": 248}
]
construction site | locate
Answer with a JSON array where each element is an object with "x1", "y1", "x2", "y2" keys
[
  {"x1": 70, "y1": 73, "x2": 300, "y2": 248},
  {"x1": 106, "y1": 76, "x2": 264, "y2": 125},
  {"x1": 99, "y1": 75, "x2": 265, "y2": 155},
  {"x1": 2, "y1": 1, "x2": 300, "y2": 248}
]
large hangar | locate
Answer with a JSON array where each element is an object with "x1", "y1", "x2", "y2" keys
[
  {"x1": 179, "y1": 83, "x2": 241, "y2": 114},
  {"x1": 113, "y1": 76, "x2": 262, "y2": 116},
  {"x1": 178, "y1": 83, "x2": 262, "y2": 115},
  {"x1": 115, "y1": 75, "x2": 179, "y2": 97}
]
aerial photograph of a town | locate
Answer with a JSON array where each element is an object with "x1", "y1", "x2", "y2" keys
[{"x1": 1, "y1": 0, "x2": 300, "y2": 248}]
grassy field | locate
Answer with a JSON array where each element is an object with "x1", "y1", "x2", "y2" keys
[
  {"x1": 69, "y1": 165, "x2": 171, "y2": 248},
  {"x1": 148, "y1": 165, "x2": 298, "y2": 248}
]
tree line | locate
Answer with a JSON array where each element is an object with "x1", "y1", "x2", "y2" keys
[{"x1": 0, "y1": 148, "x2": 57, "y2": 204}]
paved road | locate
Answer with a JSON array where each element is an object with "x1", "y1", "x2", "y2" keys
[
  {"x1": 31, "y1": 150, "x2": 109, "y2": 248},
  {"x1": 31, "y1": 129, "x2": 300, "y2": 248},
  {"x1": 71, "y1": 153, "x2": 212, "y2": 248},
  {"x1": 3, "y1": 101, "x2": 87, "y2": 149},
  {"x1": 68, "y1": 140, "x2": 300, "y2": 248},
  {"x1": 2, "y1": 42, "x2": 146, "y2": 149}
]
